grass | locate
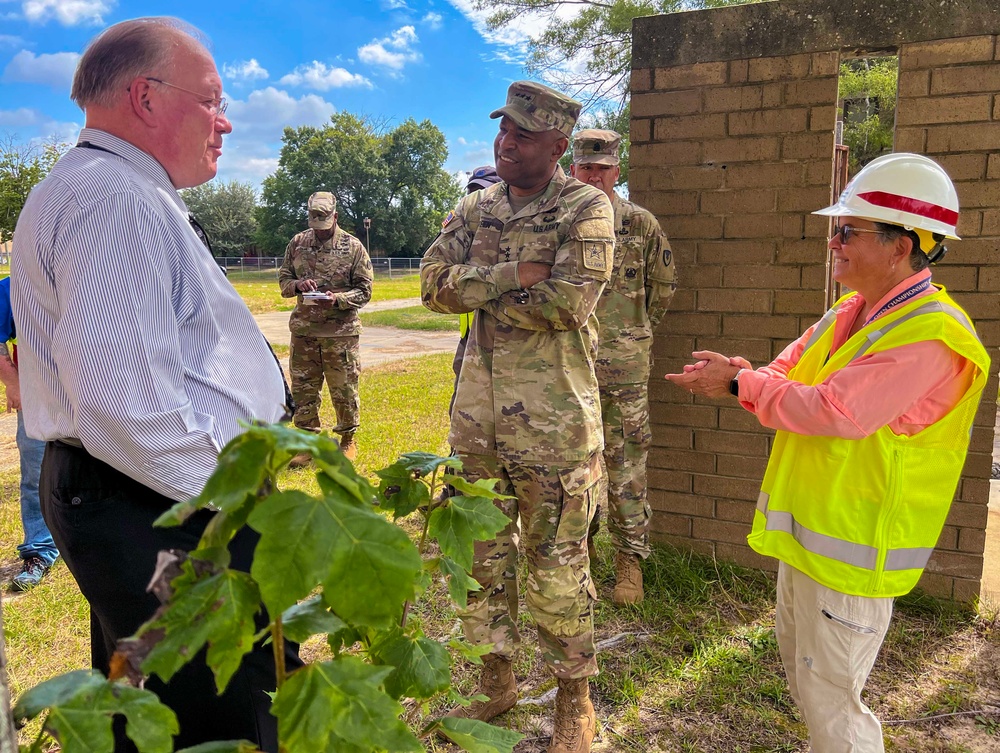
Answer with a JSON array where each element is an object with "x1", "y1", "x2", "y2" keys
[
  {"x1": 229, "y1": 272, "x2": 422, "y2": 316},
  {"x1": 360, "y1": 305, "x2": 454, "y2": 331},
  {"x1": 2, "y1": 349, "x2": 999, "y2": 751}
]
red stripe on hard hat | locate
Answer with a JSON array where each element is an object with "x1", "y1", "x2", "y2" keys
[{"x1": 857, "y1": 191, "x2": 959, "y2": 226}]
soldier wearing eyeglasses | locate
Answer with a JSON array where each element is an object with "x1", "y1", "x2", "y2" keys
[{"x1": 11, "y1": 16, "x2": 298, "y2": 751}]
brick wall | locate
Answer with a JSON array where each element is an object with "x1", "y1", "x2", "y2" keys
[{"x1": 632, "y1": 0, "x2": 1000, "y2": 599}]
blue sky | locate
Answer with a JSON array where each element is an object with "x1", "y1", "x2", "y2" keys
[{"x1": 0, "y1": 0, "x2": 552, "y2": 187}]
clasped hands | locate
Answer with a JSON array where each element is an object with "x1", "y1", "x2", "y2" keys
[{"x1": 664, "y1": 351, "x2": 752, "y2": 398}]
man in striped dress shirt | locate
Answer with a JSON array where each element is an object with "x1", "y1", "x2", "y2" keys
[{"x1": 11, "y1": 17, "x2": 298, "y2": 752}]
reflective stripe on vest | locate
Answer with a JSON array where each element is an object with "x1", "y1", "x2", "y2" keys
[
  {"x1": 749, "y1": 286, "x2": 991, "y2": 598},
  {"x1": 799, "y1": 305, "x2": 840, "y2": 355},
  {"x1": 844, "y1": 300, "x2": 978, "y2": 364},
  {"x1": 756, "y1": 492, "x2": 934, "y2": 572}
]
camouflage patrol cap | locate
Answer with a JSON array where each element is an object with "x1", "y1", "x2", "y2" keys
[
  {"x1": 307, "y1": 191, "x2": 336, "y2": 229},
  {"x1": 489, "y1": 81, "x2": 581, "y2": 138},
  {"x1": 573, "y1": 128, "x2": 622, "y2": 166}
]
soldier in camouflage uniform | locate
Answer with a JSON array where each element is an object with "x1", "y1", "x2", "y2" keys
[
  {"x1": 421, "y1": 81, "x2": 614, "y2": 753},
  {"x1": 278, "y1": 191, "x2": 373, "y2": 463},
  {"x1": 571, "y1": 129, "x2": 677, "y2": 605}
]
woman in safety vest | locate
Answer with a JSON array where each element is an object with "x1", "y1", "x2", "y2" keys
[{"x1": 665, "y1": 153, "x2": 990, "y2": 752}]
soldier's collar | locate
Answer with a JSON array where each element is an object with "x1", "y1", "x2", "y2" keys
[
  {"x1": 310, "y1": 226, "x2": 340, "y2": 247},
  {"x1": 483, "y1": 167, "x2": 566, "y2": 219}
]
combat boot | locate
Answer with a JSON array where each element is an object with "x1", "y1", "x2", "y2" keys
[
  {"x1": 548, "y1": 678, "x2": 595, "y2": 753},
  {"x1": 340, "y1": 435, "x2": 357, "y2": 461},
  {"x1": 288, "y1": 452, "x2": 312, "y2": 468},
  {"x1": 445, "y1": 653, "x2": 517, "y2": 724},
  {"x1": 612, "y1": 551, "x2": 644, "y2": 605}
]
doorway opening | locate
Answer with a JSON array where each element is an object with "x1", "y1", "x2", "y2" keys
[{"x1": 824, "y1": 51, "x2": 900, "y2": 309}]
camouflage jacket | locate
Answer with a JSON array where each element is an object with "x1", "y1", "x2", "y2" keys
[
  {"x1": 421, "y1": 168, "x2": 615, "y2": 464},
  {"x1": 595, "y1": 195, "x2": 677, "y2": 385},
  {"x1": 278, "y1": 227, "x2": 373, "y2": 337}
]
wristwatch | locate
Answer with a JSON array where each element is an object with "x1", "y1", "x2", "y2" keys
[{"x1": 729, "y1": 369, "x2": 744, "y2": 397}]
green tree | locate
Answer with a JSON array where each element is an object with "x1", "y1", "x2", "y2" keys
[
  {"x1": 477, "y1": 0, "x2": 759, "y2": 186},
  {"x1": 180, "y1": 180, "x2": 259, "y2": 257},
  {"x1": 838, "y1": 57, "x2": 898, "y2": 175},
  {"x1": 256, "y1": 114, "x2": 462, "y2": 257},
  {"x1": 0, "y1": 135, "x2": 63, "y2": 243}
]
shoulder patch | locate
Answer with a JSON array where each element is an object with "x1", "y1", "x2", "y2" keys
[
  {"x1": 581, "y1": 239, "x2": 610, "y2": 272},
  {"x1": 442, "y1": 210, "x2": 457, "y2": 229}
]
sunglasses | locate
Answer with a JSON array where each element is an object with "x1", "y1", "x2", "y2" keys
[{"x1": 829, "y1": 224, "x2": 882, "y2": 245}]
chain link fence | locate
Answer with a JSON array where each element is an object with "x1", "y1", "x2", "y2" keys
[{"x1": 220, "y1": 257, "x2": 421, "y2": 281}]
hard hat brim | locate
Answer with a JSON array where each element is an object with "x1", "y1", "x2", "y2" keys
[{"x1": 812, "y1": 202, "x2": 960, "y2": 240}]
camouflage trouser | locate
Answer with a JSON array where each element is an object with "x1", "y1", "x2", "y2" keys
[
  {"x1": 290, "y1": 334, "x2": 360, "y2": 437},
  {"x1": 589, "y1": 383, "x2": 652, "y2": 558},
  {"x1": 456, "y1": 452, "x2": 601, "y2": 679}
]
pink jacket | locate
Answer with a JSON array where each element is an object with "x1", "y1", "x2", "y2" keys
[{"x1": 738, "y1": 270, "x2": 976, "y2": 439}]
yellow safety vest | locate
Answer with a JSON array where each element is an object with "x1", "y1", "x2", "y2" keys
[
  {"x1": 747, "y1": 287, "x2": 990, "y2": 598},
  {"x1": 458, "y1": 311, "x2": 474, "y2": 339}
]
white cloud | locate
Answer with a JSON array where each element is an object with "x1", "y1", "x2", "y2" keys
[
  {"x1": 2, "y1": 49, "x2": 79, "y2": 89},
  {"x1": 22, "y1": 0, "x2": 113, "y2": 25},
  {"x1": 459, "y1": 140, "x2": 492, "y2": 166},
  {"x1": 358, "y1": 26, "x2": 421, "y2": 71},
  {"x1": 279, "y1": 61, "x2": 371, "y2": 91},
  {"x1": 226, "y1": 87, "x2": 336, "y2": 140},
  {"x1": 444, "y1": 0, "x2": 530, "y2": 52},
  {"x1": 217, "y1": 87, "x2": 338, "y2": 186},
  {"x1": 421, "y1": 11, "x2": 443, "y2": 30},
  {"x1": 0, "y1": 107, "x2": 80, "y2": 141},
  {"x1": 382, "y1": 0, "x2": 408, "y2": 9},
  {"x1": 223, "y1": 58, "x2": 269, "y2": 83},
  {"x1": 0, "y1": 107, "x2": 43, "y2": 126},
  {"x1": 216, "y1": 155, "x2": 280, "y2": 186},
  {"x1": 0, "y1": 34, "x2": 26, "y2": 48}
]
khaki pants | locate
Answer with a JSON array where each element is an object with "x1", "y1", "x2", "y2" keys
[{"x1": 775, "y1": 562, "x2": 894, "y2": 753}]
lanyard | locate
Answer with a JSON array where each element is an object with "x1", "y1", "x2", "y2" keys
[{"x1": 864, "y1": 277, "x2": 932, "y2": 326}]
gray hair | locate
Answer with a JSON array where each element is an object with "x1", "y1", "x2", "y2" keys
[
  {"x1": 874, "y1": 222, "x2": 945, "y2": 271},
  {"x1": 71, "y1": 17, "x2": 210, "y2": 110}
]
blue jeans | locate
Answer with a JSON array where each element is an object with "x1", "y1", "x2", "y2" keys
[{"x1": 16, "y1": 411, "x2": 58, "y2": 565}]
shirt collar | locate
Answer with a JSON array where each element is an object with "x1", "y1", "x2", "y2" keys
[{"x1": 77, "y1": 128, "x2": 183, "y2": 209}]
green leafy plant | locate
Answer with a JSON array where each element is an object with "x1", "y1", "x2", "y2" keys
[
  {"x1": 838, "y1": 57, "x2": 898, "y2": 175},
  {"x1": 14, "y1": 424, "x2": 523, "y2": 753}
]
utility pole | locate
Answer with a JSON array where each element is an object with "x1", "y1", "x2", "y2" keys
[{"x1": 363, "y1": 217, "x2": 372, "y2": 256}]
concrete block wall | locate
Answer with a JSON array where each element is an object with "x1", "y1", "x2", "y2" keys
[{"x1": 632, "y1": 0, "x2": 1000, "y2": 599}]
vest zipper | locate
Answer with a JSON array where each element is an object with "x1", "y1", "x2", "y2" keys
[{"x1": 871, "y1": 446, "x2": 904, "y2": 595}]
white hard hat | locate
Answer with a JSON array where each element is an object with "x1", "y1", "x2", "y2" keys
[{"x1": 813, "y1": 152, "x2": 960, "y2": 239}]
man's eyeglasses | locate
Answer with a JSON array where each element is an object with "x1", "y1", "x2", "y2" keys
[
  {"x1": 830, "y1": 224, "x2": 882, "y2": 245},
  {"x1": 146, "y1": 77, "x2": 228, "y2": 117}
]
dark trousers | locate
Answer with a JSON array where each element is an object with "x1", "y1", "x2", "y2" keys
[{"x1": 40, "y1": 441, "x2": 301, "y2": 752}]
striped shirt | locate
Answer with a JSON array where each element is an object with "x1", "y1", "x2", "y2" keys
[{"x1": 12, "y1": 128, "x2": 285, "y2": 502}]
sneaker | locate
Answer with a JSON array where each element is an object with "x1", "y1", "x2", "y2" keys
[{"x1": 12, "y1": 556, "x2": 50, "y2": 591}]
